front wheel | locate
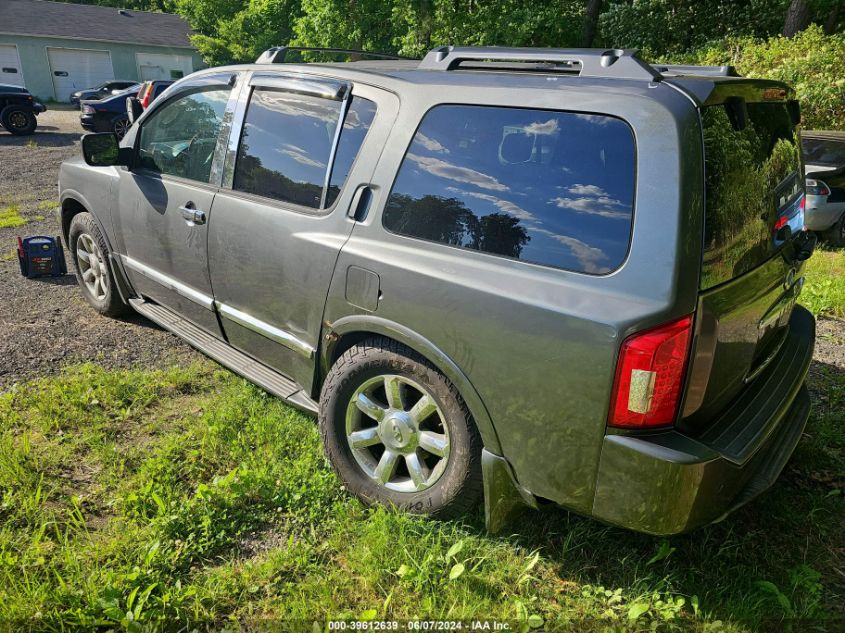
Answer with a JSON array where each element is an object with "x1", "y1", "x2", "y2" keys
[
  {"x1": 0, "y1": 105, "x2": 36, "y2": 135},
  {"x1": 68, "y1": 212, "x2": 129, "y2": 317},
  {"x1": 319, "y1": 337, "x2": 483, "y2": 519}
]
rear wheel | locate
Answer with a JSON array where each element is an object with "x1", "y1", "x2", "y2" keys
[
  {"x1": 319, "y1": 337, "x2": 483, "y2": 519},
  {"x1": 0, "y1": 105, "x2": 36, "y2": 135},
  {"x1": 824, "y1": 214, "x2": 845, "y2": 247},
  {"x1": 112, "y1": 117, "x2": 130, "y2": 139},
  {"x1": 68, "y1": 212, "x2": 129, "y2": 317}
]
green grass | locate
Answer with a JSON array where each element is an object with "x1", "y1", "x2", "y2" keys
[
  {"x1": 0, "y1": 205, "x2": 26, "y2": 229},
  {"x1": 801, "y1": 247, "x2": 845, "y2": 318},
  {"x1": 0, "y1": 361, "x2": 842, "y2": 631}
]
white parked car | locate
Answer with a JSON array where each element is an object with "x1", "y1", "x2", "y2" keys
[{"x1": 802, "y1": 131, "x2": 845, "y2": 246}]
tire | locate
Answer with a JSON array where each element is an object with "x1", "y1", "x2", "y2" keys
[
  {"x1": 824, "y1": 214, "x2": 845, "y2": 248},
  {"x1": 112, "y1": 116, "x2": 130, "y2": 139},
  {"x1": 319, "y1": 337, "x2": 483, "y2": 519},
  {"x1": 0, "y1": 105, "x2": 37, "y2": 136},
  {"x1": 68, "y1": 212, "x2": 129, "y2": 318}
]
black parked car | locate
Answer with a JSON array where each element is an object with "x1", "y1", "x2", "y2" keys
[
  {"x1": 70, "y1": 80, "x2": 138, "y2": 108},
  {"x1": 80, "y1": 85, "x2": 140, "y2": 138},
  {"x1": 0, "y1": 83, "x2": 46, "y2": 136}
]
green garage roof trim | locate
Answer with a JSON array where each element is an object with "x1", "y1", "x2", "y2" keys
[
  {"x1": 0, "y1": 0, "x2": 203, "y2": 102},
  {"x1": 2, "y1": 0, "x2": 194, "y2": 48}
]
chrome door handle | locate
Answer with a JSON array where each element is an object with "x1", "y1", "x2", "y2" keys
[{"x1": 179, "y1": 204, "x2": 206, "y2": 225}]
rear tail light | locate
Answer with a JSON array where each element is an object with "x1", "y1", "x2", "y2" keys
[
  {"x1": 81, "y1": 104, "x2": 94, "y2": 114},
  {"x1": 140, "y1": 83, "x2": 153, "y2": 109},
  {"x1": 608, "y1": 315, "x2": 694, "y2": 429},
  {"x1": 806, "y1": 179, "x2": 830, "y2": 197}
]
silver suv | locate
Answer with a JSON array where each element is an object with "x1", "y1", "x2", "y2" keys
[{"x1": 58, "y1": 46, "x2": 816, "y2": 535}]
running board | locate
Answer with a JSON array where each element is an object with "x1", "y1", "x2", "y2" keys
[{"x1": 129, "y1": 298, "x2": 319, "y2": 415}]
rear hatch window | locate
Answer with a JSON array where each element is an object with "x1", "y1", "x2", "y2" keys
[
  {"x1": 682, "y1": 92, "x2": 808, "y2": 431},
  {"x1": 701, "y1": 101, "x2": 803, "y2": 290}
]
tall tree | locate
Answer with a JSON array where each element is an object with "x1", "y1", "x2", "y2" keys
[
  {"x1": 582, "y1": 0, "x2": 603, "y2": 47},
  {"x1": 783, "y1": 0, "x2": 810, "y2": 37}
]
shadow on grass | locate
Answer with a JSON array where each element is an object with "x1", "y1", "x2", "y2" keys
[{"x1": 481, "y1": 359, "x2": 845, "y2": 627}]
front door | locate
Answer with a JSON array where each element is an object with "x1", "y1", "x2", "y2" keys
[
  {"x1": 208, "y1": 75, "x2": 399, "y2": 389},
  {"x1": 113, "y1": 74, "x2": 237, "y2": 334}
]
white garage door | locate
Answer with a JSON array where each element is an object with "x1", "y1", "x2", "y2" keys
[
  {"x1": 47, "y1": 47, "x2": 113, "y2": 102},
  {"x1": 0, "y1": 44, "x2": 24, "y2": 87},
  {"x1": 135, "y1": 52, "x2": 194, "y2": 81}
]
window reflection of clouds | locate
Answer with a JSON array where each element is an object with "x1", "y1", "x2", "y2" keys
[
  {"x1": 406, "y1": 152, "x2": 510, "y2": 192},
  {"x1": 385, "y1": 105, "x2": 635, "y2": 274}
]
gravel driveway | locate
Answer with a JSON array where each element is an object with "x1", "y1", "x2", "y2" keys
[
  {"x1": 0, "y1": 108, "x2": 843, "y2": 393},
  {"x1": 0, "y1": 109, "x2": 196, "y2": 388}
]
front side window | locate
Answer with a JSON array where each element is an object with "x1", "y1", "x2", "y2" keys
[
  {"x1": 234, "y1": 90, "x2": 375, "y2": 209},
  {"x1": 382, "y1": 105, "x2": 636, "y2": 274},
  {"x1": 137, "y1": 87, "x2": 231, "y2": 183}
]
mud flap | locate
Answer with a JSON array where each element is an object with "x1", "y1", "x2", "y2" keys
[{"x1": 482, "y1": 449, "x2": 537, "y2": 533}]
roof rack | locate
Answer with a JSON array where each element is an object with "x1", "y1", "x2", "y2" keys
[
  {"x1": 652, "y1": 64, "x2": 738, "y2": 77},
  {"x1": 418, "y1": 46, "x2": 661, "y2": 81},
  {"x1": 256, "y1": 46, "x2": 406, "y2": 64}
]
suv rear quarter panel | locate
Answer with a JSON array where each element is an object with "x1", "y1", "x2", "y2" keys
[{"x1": 324, "y1": 75, "x2": 705, "y2": 512}]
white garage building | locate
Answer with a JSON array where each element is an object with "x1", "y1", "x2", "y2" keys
[{"x1": 0, "y1": 0, "x2": 203, "y2": 102}]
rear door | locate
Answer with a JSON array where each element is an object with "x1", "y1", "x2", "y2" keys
[
  {"x1": 113, "y1": 72, "x2": 237, "y2": 335},
  {"x1": 207, "y1": 74, "x2": 399, "y2": 389},
  {"x1": 681, "y1": 88, "x2": 808, "y2": 428}
]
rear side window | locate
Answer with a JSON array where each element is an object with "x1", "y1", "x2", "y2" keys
[
  {"x1": 234, "y1": 91, "x2": 375, "y2": 209},
  {"x1": 701, "y1": 102, "x2": 802, "y2": 289},
  {"x1": 382, "y1": 105, "x2": 635, "y2": 274}
]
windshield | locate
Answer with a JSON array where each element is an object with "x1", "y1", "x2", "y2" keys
[
  {"x1": 700, "y1": 101, "x2": 803, "y2": 289},
  {"x1": 802, "y1": 137, "x2": 845, "y2": 169}
]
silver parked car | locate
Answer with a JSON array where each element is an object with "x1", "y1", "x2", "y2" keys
[
  {"x1": 57, "y1": 46, "x2": 816, "y2": 535},
  {"x1": 802, "y1": 131, "x2": 845, "y2": 245}
]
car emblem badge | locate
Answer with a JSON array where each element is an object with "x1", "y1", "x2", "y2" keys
[
  {"x1": 391, "y1": 421, "x2": 404, "y2": 444},
  {"x1": 784, "y1": 267, "x2": 796, "y2": 290}
]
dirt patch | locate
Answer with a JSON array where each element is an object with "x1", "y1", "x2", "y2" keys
[
  {"x1": 814, "y1": 316, "x2": 845, "y2": 370},
  {"x1": 0, "y1": 108, "x2": 197, "y2": 389}
]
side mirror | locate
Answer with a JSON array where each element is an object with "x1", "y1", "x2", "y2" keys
[
  {"x1": 81, "y1": 133, "x2": 131, "y2": 167},
  {"x1": 126, "y1": 96, "x2": 143, "y2": 124}
]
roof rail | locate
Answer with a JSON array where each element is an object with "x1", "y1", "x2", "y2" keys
[
  {"x1": 652, "y1": 64, "x2": 738, "y2": 77},
  {"x1": 418, "y1": 46, "x2": 661, "y2": 81},
  {"x1": 256, "y1": 46, "x2": 406, "y2": 64}
]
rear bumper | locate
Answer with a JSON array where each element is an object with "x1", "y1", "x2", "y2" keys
[{"x1": 591, "y1": 306, "x2": 815, "y2": 535}]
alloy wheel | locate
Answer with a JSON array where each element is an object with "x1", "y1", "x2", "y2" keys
[
  {"x1": 8, "y1": 111, "x2": 28, "y2": 130},
  {"x1": 345, "y1": 374, "x2": 451, "y2": 493},
  {"x1": 114, "y1": 118, "x2": 130, "y2": 139},
  {"x1": 76, "y1": 233, "x2": 109, "y2": 301}
]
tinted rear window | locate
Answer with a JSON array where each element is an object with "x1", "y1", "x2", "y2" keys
[
  {"x1": 382, "y1": 105, "x2": 635, "y2": 274},
  {"x1": 234, "y1": 89, "x2": 342, "y2": 208},
  {"x1": 701, "y1": 102, "x2": 803, "y2": 289},
  {"x1": 234, "y1": 91, "x2": 375, "y2": 210}
]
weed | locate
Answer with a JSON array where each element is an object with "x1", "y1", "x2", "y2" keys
[
  {"x1": 0, "y1": 322, "x2": 842, "y2": 629},
  {"x1": 801, "y1": 247, "x2": 845, "y2": 318},
  {"x1": 0, "y1": 205, "x2": 26, "y2": 229}
]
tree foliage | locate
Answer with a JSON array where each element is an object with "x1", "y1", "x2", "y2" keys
[
  {"x1": 54, "y1": 0, "x2": 845, "y2": 128},
  {"x1": 673, "y1": 25, "x2": 845, "y2": 130}
]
